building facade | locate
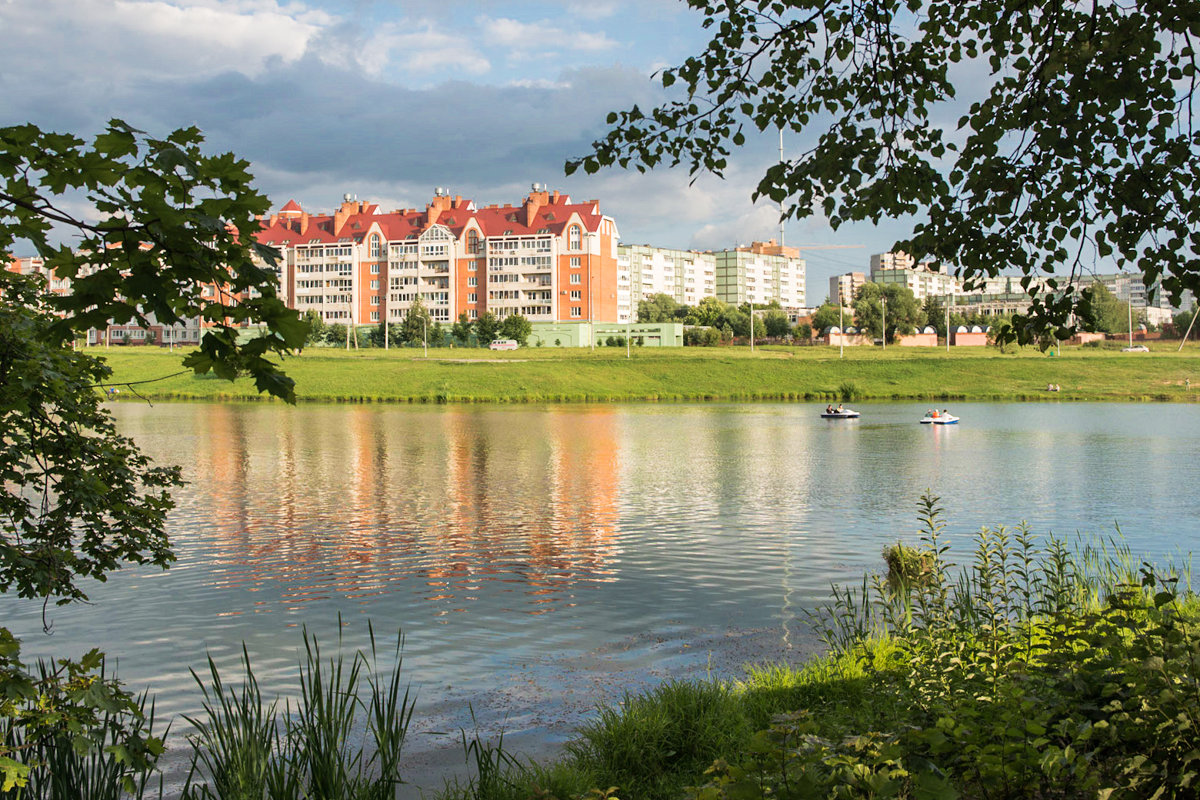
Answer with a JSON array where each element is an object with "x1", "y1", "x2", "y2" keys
[
  {"x1": 713, "y1": 240, "x2": 806, "y2": 309},
  {"x1": 869, "y1": 251, "x2": 961, "y2": 301},
  {"x1": 256, "y1": 186, "x2": 621, "y2": 327},
  {"x1": 618, "y1": 244, "x2": 717, "y2": 315},
  {"x1": 829, "y1": 271, "x2": 866, "y2": 308}
]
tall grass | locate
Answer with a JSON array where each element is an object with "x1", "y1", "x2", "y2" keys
[{"x1": 181, "y1": 623, "x2": 413, "y2": 800}]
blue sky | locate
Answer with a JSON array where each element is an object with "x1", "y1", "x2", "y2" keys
[{"x1": 1, "y1": 0, "x2": 919, "y2": 301}]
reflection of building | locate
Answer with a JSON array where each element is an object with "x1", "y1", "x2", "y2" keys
[
  {"x1": 256, "y1": 186, "x2": 621, "y2": 327},
  {"x1": 713, "y1": 240, "x2": 806, "y2": 309},
  {"x1": 196, "y1": 406, "x2": 621, "y2": 612}
]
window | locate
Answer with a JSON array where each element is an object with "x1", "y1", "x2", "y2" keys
[
  {"x1": 468, "y1": 292, "x2": 477, "y2": 302},
  {"x1": 468, "y1": 260, "x2": 477, "y2": 271},
  {"x1": 568, "y1": 225, "x2": 581, "y2": 250},
  {"x1": 369, "y1": 235, "x2": 381, "y2": 259},
  {"x1": 469, "y1": 309, "x2": 478, "y2": 319},
  {"x1": 370, "y1": 296, "x2": 380, "y2": 306},
  {"x1": 468, "y1": 276, "x2": 477, "y2": 287},
  {"x1": 570, "y1": 257, "x2": 581, "y2": 268},
  {"x1": 370, "y1": 311, "x2": 379, "y2": 321},
  {"x1": 570, "y1": 306, "x2": 582, "y2": 318},
  {"x1": 467, "y1": 230, "x2": 482, "y2": 254},
  {"x1": 370, "y1": 279, "x2": 379, "y2": 289},
  {"x1": 570, "y1": 274, "x2": 581, "y2": 285},
  {"x1": 370, "y1": 264, "x2": 380, "y2": 274},
  {"x1": 570, "y1": 290, "x2": 581, "y2": 300}
]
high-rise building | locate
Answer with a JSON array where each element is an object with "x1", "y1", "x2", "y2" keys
[
  {"x1": 713, "y1": 240, "x2": 806, "y2": 309},
  {"x1": 869, "y1": 251, "x2": 960, "y2": 301},
  {"x1": 255, "y1": 186, "x2": 621, "y2": 327},
  {"x1": 829, "y1": 272, "x2": 866, "y2": 308},
  {"x1": 617, "y1": 244, "x2": 717, "y2": 313}
]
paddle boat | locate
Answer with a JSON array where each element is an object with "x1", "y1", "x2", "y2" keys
[
  {"x1": 931, "y1": 414, "x2": 959, "y2": 425},
  {"x1": 821, "y1": 407, "x2": 861, "y2": 419}
]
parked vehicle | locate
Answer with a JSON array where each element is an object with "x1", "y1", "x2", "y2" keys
[{"x1": 489, "y1": 339, "x2": 519, "y2": 351}]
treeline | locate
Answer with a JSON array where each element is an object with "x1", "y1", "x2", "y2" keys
[{"x1": 303, "y1": 301, "x2": 532, "y2": 349}]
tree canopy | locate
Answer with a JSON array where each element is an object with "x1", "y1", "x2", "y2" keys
[{"x1": 568, "y1": 0, "x2": 1200, "y2": 343}]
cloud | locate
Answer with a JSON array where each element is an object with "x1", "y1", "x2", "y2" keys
[{"x1": 480, "y1": 16, "x2": 618, "y2": 56}]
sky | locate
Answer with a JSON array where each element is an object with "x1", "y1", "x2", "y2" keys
[{"x1": 0, "y1": 0, "x2": 920, "y2": 302}]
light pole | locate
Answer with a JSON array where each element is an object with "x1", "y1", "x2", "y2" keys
[
  {"x1": 881, "y1": 294, "x2": 887, "y2": 349},
  {"x1": 423, "y1": 315, "x2": 428, "y2": 358},
  {"x1": 946, "y1": 293, "x2": 951, "y2": 353},
  {"x1": 749, "y1": 299, "x2": 755, "y2": 354},
  {"x1": 839, "y1": 303, "x2": 844, "y2": 359}
]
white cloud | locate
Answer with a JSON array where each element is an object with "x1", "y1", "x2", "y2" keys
[
  {"x1": 479, "y1": 16, "x2": 618, "y2": 54},
  {"x1": 362, "y1": 22, "x2": 491, "y2": 76}
]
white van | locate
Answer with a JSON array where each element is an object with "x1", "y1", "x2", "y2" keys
[{"x1": 488, "y1": 339, "x2": 518, "y2": 350}]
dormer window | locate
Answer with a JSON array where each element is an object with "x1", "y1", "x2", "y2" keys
[
  {"x1": 537, "y1": 228, "x2": 549, "y2": 234},
  {"x1": 369, "y1": 234, "x2": 381, "y2": 259}
]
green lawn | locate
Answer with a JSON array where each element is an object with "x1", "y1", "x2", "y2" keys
[{"x1": 90, "y1": 341, "x2": 1200, "y2": 404}]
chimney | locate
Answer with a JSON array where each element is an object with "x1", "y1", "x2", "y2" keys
[
  {"x1": 299, "y1": 211, "x2": 309, "y2": 235},
  {"x1": 268, "y1": 214, "x2": 278, "y2": 227}
]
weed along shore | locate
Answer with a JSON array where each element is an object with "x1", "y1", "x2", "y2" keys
[{"x1": 94, "y1": 344, "x2": 1199, "y2": 404}]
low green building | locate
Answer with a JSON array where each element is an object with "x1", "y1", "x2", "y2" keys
[{"x1": 528, "y1": 321, "x2": 684, "y2": 348}]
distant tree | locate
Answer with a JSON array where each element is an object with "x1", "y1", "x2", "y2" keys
[
  {"x1": 402, "y1": 300, "x2": 432, "y2": 345},
  {"x1": 810, "y1": 303, "x2": 844, "y2": 334},
  {"x1": 854, "y1": 283, "x2": 922, "y2": 341},
  {"x1": 304, "y1": 309, "x2": 327, "y2": 346},
  {"x1": 763, "y1": 308, "x2": 791, "y2": 338},
  {"x1": 452, "y1": 311, "x2": 474, "y2": 346},
  {"x1": 475, "y1": 311, "x2": 500, "y2": 345},
  {"x1": 430, "y1": 321, "x2": 446, "y2": 347},
  {"x1": 1077, "y1": 282, "x2": 1127, "y2": 334},
  {"x1": 686, "y1": 296, "x2": 727, "y2": 328},
  {"x1": 794, "y1": 322, "x2": 813, "y2": 341},
  {"x1": 1171, "y1": 308, "x2": 1196, "y2": 339},
  {"x1": 922, "y1": 297, "x2": 946, "y2": 337},
  {"x1": 500, "y1": 313, "x2": 532, "y2": 345},
  {"x1": 638, "y1": 293, "x2": 683, "y2": 323},
  {"x1": 720, "y1": 322, "x2": 734, "y2": 341},
  {"x1": 325, "y1": 323, "x2": 348, "y2": 346}
]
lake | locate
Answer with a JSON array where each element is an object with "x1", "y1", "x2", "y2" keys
[{"x1": 5, "y1": 401, "x2": 1197, "y2": 789}]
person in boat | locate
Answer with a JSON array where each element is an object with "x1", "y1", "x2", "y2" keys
[
  {"x1": 836, "y1": 403, "x2": 844, "y2": 413},
  {"x1": 826, "y1": 404, "x2": 834, "y2": 414},
  {"x1": 931, "y1": 409, "x2": 939, "y2": 418}
]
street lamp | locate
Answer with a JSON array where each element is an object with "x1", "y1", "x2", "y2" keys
[{"x1": 881, "y1": 294, "x2": 887, "y2": 350}]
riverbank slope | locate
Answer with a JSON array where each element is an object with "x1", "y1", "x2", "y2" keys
[{"x1": 93, "y1": 344, "x2": 1198, "y2": 403}]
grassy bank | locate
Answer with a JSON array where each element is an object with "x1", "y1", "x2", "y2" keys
[{"x1": 91, "y1": 342, "x2": 1199, "y2": 404}]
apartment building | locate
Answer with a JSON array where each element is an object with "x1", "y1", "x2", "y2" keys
[
  {"x1": 870, "y1": 251, "x2": 961, "y2": 301},
  {"x1": 828, "y1": 271, "x2": 866, "y2": 308},
  {"x1": 618, "y1": 244, "x2": 717, "y2": 313},
  {"x1": 255, "y1": 186, "x2": 621, "y2": 327},
  {"x1": 713, "y1": 240, "x2": 806, "y2": 309}
]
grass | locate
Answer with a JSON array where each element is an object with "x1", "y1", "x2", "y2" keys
[{"x1": 90, "y1": 341, "x2": 1200, "y2": 404}]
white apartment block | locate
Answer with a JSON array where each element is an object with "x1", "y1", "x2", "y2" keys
[
  {"x1": 829, "y1": 271, "x2": 866, "y2": 308},
  {"x1": 618, "y1": 244, "x2": 717, "y2": 312},
  {"x1": 713, "y1": 240, "x2": 806, "y2": 309},
  {"x1": 870, "y1": 251, "x2": 961, "y2": 301}
]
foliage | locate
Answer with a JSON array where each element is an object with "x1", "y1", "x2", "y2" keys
[
  {"x1": 402, "y1": 300, "x2": 432, "y2": 346},
  {"x1": 567, "y1": 1, "x2": 1200, "y2": 345},
  {"x1": 452, "y1": 312, "x2": 475, "y2": 346},
  {"x1": 762, "y1": 308, "x2": 790, "y2": 338},
  {"x1": 0, "y1": 120, "x2": 305, "y2": 793},
  {"x1": 1, "y1": 119, "x2": 306, "y2": 399},
  {"x1": 684, "y1": 327, "x2": 721, "y2": 347},
  {"x1": 809, "y1": 303, "x2": 843, "y2": 334},
  {"x1": 475, "y1": 312, "x2": 501, "y2": 346},
  {"x1": 181, "y1": 626, "x2": 413, "y2": 800},
  {"x1": 852, "y1": 283, "x2": 922, "y2": 341},
  {"x1": 500, "y1": 314, "x2": 532, "y2": 346},
  {"x1": 323, "y1": 323, "x2": 348, "y2": 347},
  {"x1": 922, "y1": 297, "x2": 945, "y2": 338},
  {"x1": 303, "y1": 309, "x2": 327, "y2": 346},
  {"x1": 639, "y1": 294, "x2": 685, "y2": 323},
  {"x1": 1077, "y1": 282, "x2": 1130, "y2": 334}
]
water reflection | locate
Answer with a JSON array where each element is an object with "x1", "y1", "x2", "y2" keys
[{"x1": 188, "y1": 406, "x2": 623, "y2": 617}]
